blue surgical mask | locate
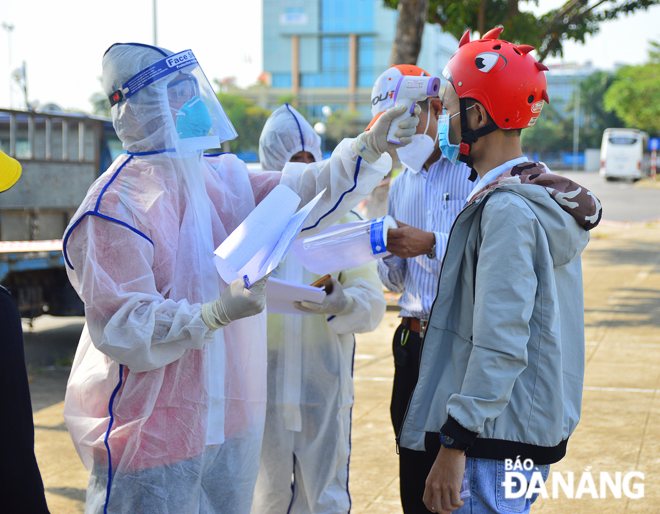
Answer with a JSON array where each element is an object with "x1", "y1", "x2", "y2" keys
[
  {"x1": 439, "y1": 106, "x2": 476, "y2": 165},
  {"x1": 175, "y1": 96, "x2": 212, "y2": 139},
  {"x1": 438, "y1": 116, "x2": 461, "y2": 165}
]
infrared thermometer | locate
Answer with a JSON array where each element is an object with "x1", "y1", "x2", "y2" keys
[{"x1": 386, "y1": 75, "x2": 441, "y2": 145}]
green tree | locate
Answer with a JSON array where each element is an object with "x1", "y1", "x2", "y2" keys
[
  {"x1": 604, "y1": 42, "x2": 660, "y2": 135},
  {"x1": 216, "y1": 92, "x2": 272, "y2": 154},
  {"x1": 277, "y1": 93, "x2": 295, "y2": 106},
  {"x1": 89, "y1": 77, "x2": 111, "y2": 117},
  {"x1": 89, "y1": 91, "x2": 111, "y2": 117},
  {"x1": 323, "y1": 109, "x2": 362, "y2": 150},
  {"x1": 383, "y1": 0, "x2": 659, "y2": 62},
  {"x1": 521, "y1": 102, "x2": 573, "y2": 155},
  {"x1": 562, "y1": 70, "x2": 625, "y2": 149}
]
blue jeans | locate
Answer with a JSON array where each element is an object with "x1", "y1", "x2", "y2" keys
[{"x1": 455, "y1": 458, "x2": 551, "y2": 514}]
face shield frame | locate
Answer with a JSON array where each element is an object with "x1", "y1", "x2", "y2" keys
[{"x1": 108, "y1": 49, "x2": 237, "y2": 154}]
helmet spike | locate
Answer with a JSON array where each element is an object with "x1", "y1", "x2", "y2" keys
[
  {"x1": 483, "y1": 26, "x2": 504, "y2": 40},
  {"x1": 535, "y1": 62, "x2": 549, "y2": 72},
  {"x1": 542, "y1": 90, "x2": 550, "y2": 104},
  {"x1": 459, "y1": 30, "x2": 471, "y2": 48},
  {"x1": 517, "y1": 45, "x2": 535, "y2": 55}
]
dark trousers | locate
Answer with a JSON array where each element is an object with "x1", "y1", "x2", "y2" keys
[
  {"x1": 0, "y1": 286, "x2": 50, "y2": 513},
  {"x1": 391, "y1": 323, "x2": 439, "y2": 514}
]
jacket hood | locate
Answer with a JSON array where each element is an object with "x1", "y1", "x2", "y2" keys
[{"x1": 470, "y1": 161, "x2": 602, "y2": 267}]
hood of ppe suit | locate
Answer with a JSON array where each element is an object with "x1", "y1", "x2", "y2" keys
[
  {"x1": 103, "y1": 43, "x2": 180, "y2": 154},
  {"x1": 259, "y1": 104, "x2": 322, "y2": 171}
]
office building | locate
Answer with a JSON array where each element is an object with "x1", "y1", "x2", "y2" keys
[{"x1": 251, "y1": 0, "x2": 458, "y2": 124}]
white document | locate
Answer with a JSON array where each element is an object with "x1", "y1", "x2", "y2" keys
[
  {"x1": 266, "y1": 277, "x2": 326, "y2": 315},
  {"x1": 214, "y1": 185, "x2": 325, "y2": 287}
]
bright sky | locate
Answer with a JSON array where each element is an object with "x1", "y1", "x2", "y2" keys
[
  {"x1": 0, "y1": 0, "x2": 264, "y2": 111},
  {"x1": 0, "y1": 0, "x2": 658, "y2": 112},
  {"x1": 533, "y1": 0, "x2": 660, "y2": 69}
]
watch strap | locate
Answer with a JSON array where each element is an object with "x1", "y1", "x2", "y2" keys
[{"x1": 440, "y1": 432, "x2": 470, "y2": 452}]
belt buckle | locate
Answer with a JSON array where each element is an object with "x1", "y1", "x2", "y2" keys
[{"x1": 419, "y1": 320, "x2": 428, "y2": 338}]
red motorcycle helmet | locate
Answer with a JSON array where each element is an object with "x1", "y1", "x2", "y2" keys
[{"x1": 443, "y1": 26, "x2": 550, "y2": 130}]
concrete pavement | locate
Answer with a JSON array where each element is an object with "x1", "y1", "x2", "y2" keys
[
  {"x1": 558, "y1": 171, "x2": 660, "y2": 222},
  {"x1": 28, "y1": 220, "x2": 660, "y2": 513}
]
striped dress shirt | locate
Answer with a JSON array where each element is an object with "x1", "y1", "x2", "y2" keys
[{"x1": 377, "y1": 156, "x2": 473, "y2": 320}]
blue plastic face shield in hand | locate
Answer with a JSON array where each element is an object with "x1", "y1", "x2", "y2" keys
[
  {"x1": 175, "y1": 96, "x2": 213, "y2": 139},
  {"x1": 121, "y1": 49, "x2": 238, "y2": 154}
]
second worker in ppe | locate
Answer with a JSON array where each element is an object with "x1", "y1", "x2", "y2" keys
[
  {"x1": 62, "y1": 43, "x2": 417, "y2": 513},
  {"x1": 251, "y1": 104, "x2": 387, "y2": 514}
]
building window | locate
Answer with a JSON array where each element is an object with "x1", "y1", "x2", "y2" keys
[
  {"x1": 320, "y1": 36, "x2": 349, "y2": 88},
  {"x1": 272, "y1": 73, "x2": 292, "y2": 88},
  {"x1": 307, "y1": 104, "x2": 345, "y2": 118},
  {"x1": 301, "y1": 74, "x2": 322, "y2": 88},
  {"x1": 321, "y1": 0, "x2": 374, "y2": 32},
  {"x1": 358, "y1": 36, "x2": 375, "y2": 88}
]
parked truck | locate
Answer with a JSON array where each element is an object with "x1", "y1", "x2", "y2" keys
[{"x1": 0, "y1": 107, "x2": 121, "y2": 318}]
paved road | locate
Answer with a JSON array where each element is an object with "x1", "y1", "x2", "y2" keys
[
  {"x1": 25, "y1": 216, "x2": 660, "y2": 513},
  {"x1": 558, "y1": 171, "x2": 660, "y2": 222}
]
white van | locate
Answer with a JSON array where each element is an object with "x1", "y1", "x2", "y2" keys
[{"x1": 600, "y1": 128, "x2": 650, "y2": 181}]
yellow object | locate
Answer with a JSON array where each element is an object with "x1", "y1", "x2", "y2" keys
[{"x1": 0, "y1": 150, "x2": 21, "y2": 192}]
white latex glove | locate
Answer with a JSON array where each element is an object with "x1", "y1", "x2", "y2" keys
[
  {"x1": 202, "y1": 275, "x2": 269, "y2": 330},
  {"x1": 353, "y1": 104, "x2": 422, "y2": 163},
  {"x1": 293, "y1": 277, "x2": 355, "y2": 316}
]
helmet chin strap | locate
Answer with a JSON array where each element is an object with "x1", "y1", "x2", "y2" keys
[{"x1": 457, "y1": 97, "x2": 499, "y2": 181}]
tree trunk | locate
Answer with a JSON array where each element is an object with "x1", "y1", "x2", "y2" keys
[
  {"x1": 478, "y1": 0, "x2": 487, "y2": 37},
  {"x1": 390, "y1": 0, "x2": 430, "y2": 65}
]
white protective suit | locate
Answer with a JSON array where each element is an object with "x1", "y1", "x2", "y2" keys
[
  {"x1": 62, "y1": 44, "x2": 392, "y2": 514},
  {"x1": 251, "y1": 105, "x2": 386, "y2": 514},
  {"x1": 258, "y1": 103, "x2": 323, "y2": 171}
]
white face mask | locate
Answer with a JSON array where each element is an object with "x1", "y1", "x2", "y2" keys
[{"x1": 396, "y1": 99, "x2": 438, "y2": 173}]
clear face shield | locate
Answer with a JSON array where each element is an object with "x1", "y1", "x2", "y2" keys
[{"x1": 113, "y1": 49, "x2": 237, "y2": 155}]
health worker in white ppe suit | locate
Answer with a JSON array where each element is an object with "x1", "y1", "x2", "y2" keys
[
  {"x1": 251, "y1": 104, "x2": 387, "y2": 514},
  {"x1": 61, "y1": 43, "x2": 419, "y2": 514}
]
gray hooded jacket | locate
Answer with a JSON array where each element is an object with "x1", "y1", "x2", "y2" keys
[{"x1": 399, "y1": 162, "x2": 602, "y2": 465}]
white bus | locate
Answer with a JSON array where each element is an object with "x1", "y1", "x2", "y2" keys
[{"x1": 600, "y1": 128, "x2": 650, "y2": 181}]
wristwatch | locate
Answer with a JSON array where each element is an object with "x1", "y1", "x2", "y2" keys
[
  {"x1": 440, "y1": 433, "x2": 469, "y2": 452},
  {"x1": 427, "y1": 243, "x2": 437, "y2": 260}
]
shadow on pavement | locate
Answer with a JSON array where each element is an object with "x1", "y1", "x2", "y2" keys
[
  {"x1": 23, "y1": 317, "x2": 85, "y2": 412},
  {"x1": 28, "y1": 369, "x2": 71, "y2": 412},
  {"x1": 585, "y1": 240, "x2": 660, "y2": 269},
  {"x1": 23, "y1": 318, "x2": 85, "y2": 368},
  {"x1": 46, "y1": 487, "x2": 87, "y2": 501},
  {"x1": 585, "y1": 288, "x2": 660, "y2": 328}
]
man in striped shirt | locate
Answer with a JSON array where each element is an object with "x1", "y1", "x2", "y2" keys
[{"x1": 372, "y1": 65, "x2": 473, "y2": 513}]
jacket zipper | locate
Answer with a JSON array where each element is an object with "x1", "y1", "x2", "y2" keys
[{"x1": 395, "y1": 199, "x2": 482, "y2": 451}]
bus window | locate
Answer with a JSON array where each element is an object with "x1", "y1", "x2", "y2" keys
[{"x1": 609, "y1": 136, "x2": 638, "y2": 145}]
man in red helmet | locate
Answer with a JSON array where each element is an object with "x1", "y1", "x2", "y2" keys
[
  {"x1": 369, "y1": 64, "x2": 473, "y2": 513},
  {"x1": 397, "y1": 28, "x2": 603, "y2": 514}
]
